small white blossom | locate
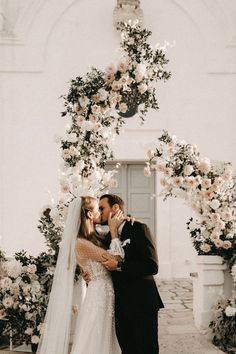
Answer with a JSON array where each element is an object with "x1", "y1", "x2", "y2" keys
[{"x1": 225, "y1": 306, "x2": 236, "y2": 317}]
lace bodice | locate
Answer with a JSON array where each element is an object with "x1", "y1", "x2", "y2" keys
[{"x1": 83, "y1": 260, "x2": 110, "y2": 281}]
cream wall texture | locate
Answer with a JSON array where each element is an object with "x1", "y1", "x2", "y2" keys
[{"x1": 0, "y1": 0, "x2": 235, "y2": 278}]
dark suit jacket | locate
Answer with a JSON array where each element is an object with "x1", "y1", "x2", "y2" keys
[{"x1": 111, "y1": 220, "x2": 164, "y2": 314}]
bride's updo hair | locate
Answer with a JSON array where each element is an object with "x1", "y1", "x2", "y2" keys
[{"x1": 78, "y1": 196, "x2": 107, "y2": 248}]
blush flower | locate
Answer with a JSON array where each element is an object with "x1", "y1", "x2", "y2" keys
[{"x1": 198, "y1": 158, "x2": 211, "y2": 174}]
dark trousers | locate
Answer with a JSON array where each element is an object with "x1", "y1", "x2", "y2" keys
[{"x1": 115, "y1": 308, "x2": 159, "y2": 354}]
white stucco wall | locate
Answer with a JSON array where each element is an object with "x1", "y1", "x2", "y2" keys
[{"x1": 0, "y1": 0, "x2": 236, "y2": 277}]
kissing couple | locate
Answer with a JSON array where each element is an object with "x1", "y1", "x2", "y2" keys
[{"x1": 37, "y1": 194, "x2": 164, "y2": 354}]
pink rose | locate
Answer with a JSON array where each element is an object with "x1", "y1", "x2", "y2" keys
[
  {"x1": 91, "y1": 94, "x2": 100, "y2": 103},
  {"x1": 144, "y1": 166, "x2": 151, "y2": 177},
  {"x1": 106, "y1": 64, "x2": 116, "y2": 74},
  {"x1": 94, "y1": 122, "x2": 102, "y2": 131},
  {"x1": 185, "y1": 176, "x2": 197, "y2": 187},
  {"x1": 214, "y1": 239, "x2": 224, "y2": 248},
  {"x1": 200, "y1": 243, "x2": 211, "y2": 253},
  {"x1": 223, "y1": 240, "x2": 232, "y2": 249},
  {"x1": 105, "y1": 73, "x2": 115, "y2": 84},
  {"x1": 89, "y1": 114, "x2": 98, "y2": 123},
  {"x1": 138, "y1": 83, "x2": 148, "y2": 94},
  {"x1": 111, "y1": 81, "x2": 121, "y2": 91},
  {"x1": 118, "y1": 103, "x2": 128, "y2": 113},
  {"x1": 118, "y1": 61, "x2": 128, "y2": 73},
  {"x1": 91, "y1": 105, "x2": 101, "y2": 114},
  {"x1": 61, "y1": 184, "x2": 70, "y2": 194},
  {"x1": 3, "y1": 296, "x2": 14, "y2": 308},
  {"x1": 173, "y1": 176, "x2": 184, "y2": 187},
  {"x1": 202, "y1": 178, "x2": 211, "y2": 189}
]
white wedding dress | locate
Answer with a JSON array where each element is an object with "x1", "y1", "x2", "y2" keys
[{"x1": 70, "y1": 238, "x2": 122, "y2": 354}]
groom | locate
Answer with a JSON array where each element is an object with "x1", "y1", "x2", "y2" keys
[{"x1": 99, "y1": 194, "x2": 164, "y2": 354}]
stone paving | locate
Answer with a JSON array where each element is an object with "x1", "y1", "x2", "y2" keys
[
  {"x1": 0, "y1": 278, "x2": 225, "y2": 354},
  {"x1": 157, "y1": 278, "x2": 225, "y2": 354}
]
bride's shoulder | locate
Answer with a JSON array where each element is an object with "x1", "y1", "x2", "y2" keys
[
  {"x1": 75, "y1": 238, "x2": 91, "y2": 251},
  {"x1": 75, "y1": 237, "x2": 91, "y2": 248}
]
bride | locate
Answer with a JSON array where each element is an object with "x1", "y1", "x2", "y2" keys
[{"x1": 37, "y1": 196, "x2": 123, "y2": 354}]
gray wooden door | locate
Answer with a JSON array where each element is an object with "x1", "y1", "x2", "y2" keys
[{"x1": 106, "y1": 163, "x2": 156, "y2": 234}]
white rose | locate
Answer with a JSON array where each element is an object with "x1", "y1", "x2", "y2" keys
[
  {"x1": 0, "y1": 277, "x2": 12, "y2": 290},
  {"x1": 81, "y1": 120, "x2": 94, "y2": 132},
  {"x1": 4, "y1": 260, "x2": 23, "y2": 278},
  {"x1": 22, "y1": 304, "x2": 30, "y2": 311},
  {"x1": 26, "y1": 264, "x2": 37, "y2": 274},
  {"x1": 31, "y1": 335, "x2": 40, "y2": 344},
  {"x1": 225, "y1": 232, "x2": 234, "y2": 239},
  {"x1": 198, "y1": 158, "x2": 211, "y2": 174},
  {"x1": 210, "y1": 199, "x2": 220, "y2": 210},
  {"x1": 184, "y1": 165, "x2": 193, "y2": 176},
  {"x1": 25, "y1": 328, "x2": 33, "y2": 336},
  {"x1": 225, "y1": 306, "x2": 236, "y2": 317},
  {"x1": 98, "y1": 88, "x2": 108, "y2": 101},
  {"x1": 31, "y1": 281, "x2": 41, "y2": 293},
  {"x1": 25, "y1": 312, "x2": 33, "y2": 320},
  {"x1": 78, "y1": 96, "x2": 89, "y2": 108},
  {"x1": 136, "y1": 63, "x2": 146, "y2": 75},
  {"x1": 66, "y1": 133, "x2": 77, "y2": 143}
]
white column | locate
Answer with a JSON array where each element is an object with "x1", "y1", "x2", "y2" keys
[{"x1": 192, "y1": 255, "x2": 227, "y2": 331}]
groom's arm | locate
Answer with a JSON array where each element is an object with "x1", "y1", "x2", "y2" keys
[
  {"x1": 120, "y1": 223, "x2": 159, "y2": 276},
  {"x1": 102, "y1": 223, "x2": 159, "y2": 276}
]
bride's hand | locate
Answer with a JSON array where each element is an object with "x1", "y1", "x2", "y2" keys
[{"x1": 108, "y1": 210, "x2": 124, "y2": 239}]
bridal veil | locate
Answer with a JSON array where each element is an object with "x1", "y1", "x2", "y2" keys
[{"x1": 37, "y1": 197, "x2": 82, "y2": 354}]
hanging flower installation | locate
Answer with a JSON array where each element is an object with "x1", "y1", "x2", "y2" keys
[
  {"x1": 144, "y1": 131, "x2": 236, "y2": 267},
  {"x1": 38, "y1": 22, "x2": 171, "y2": 253}
]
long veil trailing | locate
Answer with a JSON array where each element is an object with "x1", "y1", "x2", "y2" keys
[{"x1": 37, "y1": 197, "x2": 82, "y2": 354}]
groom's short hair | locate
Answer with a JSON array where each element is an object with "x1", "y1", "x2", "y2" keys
[{"x1": 100, "y1": 194, "x2": 124, "y2": 211}]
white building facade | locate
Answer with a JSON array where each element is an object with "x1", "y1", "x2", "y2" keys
[{"x1": 0, "y1": 0, "x2": 236, "y2": 278}]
